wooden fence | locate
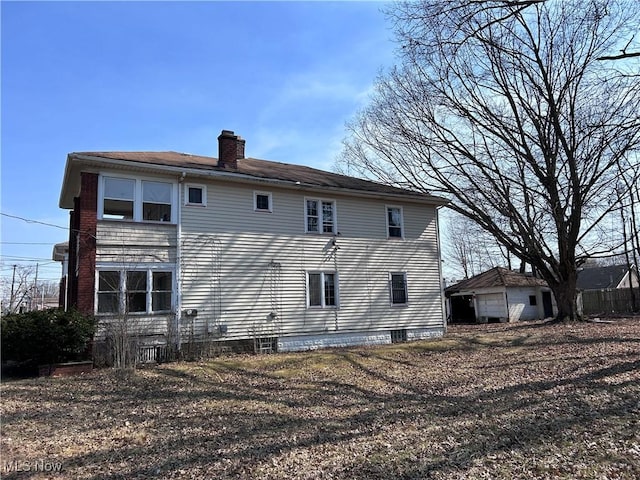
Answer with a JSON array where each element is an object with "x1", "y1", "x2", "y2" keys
[{"x1": 580, "y1": 288, "x2": 640, "y2": 315}]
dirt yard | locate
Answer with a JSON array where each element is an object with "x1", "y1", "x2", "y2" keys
[{"x1": 1, "y1": 319, "x2": 639, "y2": 479}]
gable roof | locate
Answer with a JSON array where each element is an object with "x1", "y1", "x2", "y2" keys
[
  {"x1": 576, "y1": 264, "x2": 633, "y2": 290},
  {"x1": 445, "y1": 267, "x2": 547, "y2": 294},
  {"x1": 59, "y1": 151, "x2": 448, "y2": 209}
]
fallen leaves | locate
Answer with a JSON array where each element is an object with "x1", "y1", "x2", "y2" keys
[{"x1": 1, "y1": 318, "x2": 639, "y2": 479}]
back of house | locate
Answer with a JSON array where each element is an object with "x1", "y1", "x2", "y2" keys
[{"x1": 57, "y1": 130, "x2": 447, "y2": 359}]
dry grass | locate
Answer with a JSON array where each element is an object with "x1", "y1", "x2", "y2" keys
[{"x1": 2, "y1": 319, "x2": 639, "y2": 479}]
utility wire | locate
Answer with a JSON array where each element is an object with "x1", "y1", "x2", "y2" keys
[{"x1": 0, "y1": 212, "x2": 67, "y2": 230}]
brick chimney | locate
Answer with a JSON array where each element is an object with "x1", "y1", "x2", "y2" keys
[{"x1": 217, "y1": 130, "x2": 245, "y2": 169}]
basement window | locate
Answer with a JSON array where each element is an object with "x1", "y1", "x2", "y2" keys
[{"x1": 390, "y1": 329, "x2": 407, "y2": 343}]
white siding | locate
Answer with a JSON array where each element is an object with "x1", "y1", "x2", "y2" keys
[
  {"x1": 179, "y1": 181, "x2": 445, "y2": 345},
  {"x1": 506, "y1": 287, "x2": 542, "y2": 321},
  {"x1": 96, "y1": 221, "x2": 177, "y2": 263}
]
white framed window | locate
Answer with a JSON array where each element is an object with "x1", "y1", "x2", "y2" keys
[
  {"x1": 99, "y1": 175, "x2": 177, "y2": 223},
  {"x1": 307, "y1": 271, "x2": 338, "y2": 308},
  {"x1": 305, "y1": 198, "x2": 336, "y2": 234},
  {"x1": 389, "y1": 272, "x2": 408, "y2": 306},
  {"x1": 103, "y1": 177, "x2": 135, "y2": 220},
  {"x1": 254, "y1": 191, "x2": 272, "y2": 212},
  {"x1": 96, "y1": 267, "x2": 174, "y2": 314},
  {"x1": 386, "y1": 206, "x2": 404, "y2": 238},
  {"x1": 185, "y1": 184, "x2": 206, "y2": 207}
]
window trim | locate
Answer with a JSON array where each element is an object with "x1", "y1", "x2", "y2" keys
[
  {"x1": 305, "y1": 197, "x2": 337, "y2": 234},
  {"x1": 95, "y1": 265, "x2": 175, "y2": 315},
  {"x1": 389, "y1": 272, "x2": 408, "y2": 307},
  {"x1": 253, "y1": 191, "x2": 273, "y2": 213},
  {"x1": 306, "y1": 271, "x2": 339, "y2": 309},
  {"x1": 98, "y1": 174, "x2": 178, "y2": 223},
  {"x1": 386, "y1": 205, "x2": 404, "y2": 239},
  {"x1": 184, "y1": 183, "x2": 207, "y2": 207}
]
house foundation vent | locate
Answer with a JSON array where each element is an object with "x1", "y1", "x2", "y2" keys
[
  {"x1": 254, "y1": 337, "x2": 277, "y2": 354},
  {"x1": 390, "y1": 329, "x2": 407, "y2": 343}
]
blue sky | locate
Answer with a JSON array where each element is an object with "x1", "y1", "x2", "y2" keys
[{"x1": 1, "y1": 1, "x2": 395, "y2": 285}]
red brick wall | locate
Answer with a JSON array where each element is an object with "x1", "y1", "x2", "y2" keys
[
  {"x1": 67, "y1": 209, "x2": 78, "y2": 308},
  {"x1": 69, "y1": 172, "x2": 98, "y2": 315}
]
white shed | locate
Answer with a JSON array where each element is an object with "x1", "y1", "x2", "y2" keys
[{"x1": 445, "y1": 267, "x2": 556, "y2": 323}]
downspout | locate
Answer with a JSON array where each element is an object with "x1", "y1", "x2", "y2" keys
[
  {"x1": 176, "y1": 174, "x2": 184, "y2": 350},
  {"x1": 436, "y1": 206, "x2": 447, "y2": 332}
]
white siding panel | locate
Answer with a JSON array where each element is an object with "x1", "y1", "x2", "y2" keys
[
  {"x1": 507, "y1": 287, "x2": 542, "y2": 321},
  {"x1": 96, "y1": 221, "x2": 177, "y2": 263},
  {"x1": 178, "y1": 180, "x2": 445, "y2": 345}
]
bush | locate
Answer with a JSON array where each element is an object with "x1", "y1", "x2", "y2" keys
[{"x1": 1, "y1": 309, "x2": 95, "y2": 366}]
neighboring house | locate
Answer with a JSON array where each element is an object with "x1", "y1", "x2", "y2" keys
[
  {"x1": 52, "y1": 242, "x2": 69, "y2": 310},
  {"x1": 576, "y1": 264, "x2": 639, "y2": 291},
  {"x1": 444, "y1": 267, "x2": 556, "y2": 323},
  {"x1": 56, "y1": 130, "x2": 448, "y2": 355}
]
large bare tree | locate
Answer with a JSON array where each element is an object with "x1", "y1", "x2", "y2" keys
[{"x1": 341, "y1": 0, "x2": 640, "y2": 320}]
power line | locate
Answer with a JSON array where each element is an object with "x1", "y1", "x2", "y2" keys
[
  {"x1": 1, "y1": 242, "x2": 61, "y2": 245},
  {"x1": 0, "y1": 212, "x2": 67, "y2": 230}
]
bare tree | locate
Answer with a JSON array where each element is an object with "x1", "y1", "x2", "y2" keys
[
  {"x1": 341, "y1": 0, "x2": 640, "y2": 321},
  {"x1": 442, "y1": 211, "x2": 514, "y2": 280}
]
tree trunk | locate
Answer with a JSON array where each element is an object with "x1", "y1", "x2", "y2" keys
[{"x1": 548, "y1": 273, "x2": 581, "y2": 322}]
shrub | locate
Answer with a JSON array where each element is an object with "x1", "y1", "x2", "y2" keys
[{"x1": 1, "y1": 309, "x2": 95, "y2": 366}]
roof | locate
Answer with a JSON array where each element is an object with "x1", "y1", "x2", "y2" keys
[
  {"x1": 445, "y1": 267, "x2": 547, "y2": 294},
  {"x1": 52, "y1": 242, "x2": 69, "y2": 262},
  {"x1": 576, "y1": 264, "x2": 633, "y2": 290},
  {"x1": 59, "y1": 151, "x2": 448, "y2": 209}
]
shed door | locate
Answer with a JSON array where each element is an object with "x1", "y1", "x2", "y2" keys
[{"x1": 477, "y1": 293, "x2": 506, "y2": 318}]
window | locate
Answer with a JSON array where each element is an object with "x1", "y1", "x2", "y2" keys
[
  {"x1": 100, "y1": 176, "x2": 176, "y2": 223},
  {"x1": 96, "y1": 269, "x2": 173, "y2": 314},
  {"x1": 387, "y1": 206, "x2": 404, "y2": 238},
  {"x1": 390, "y1": 272, "x2": 408, "y2": 305},
  {"x1": 529, "y1": 295, "x2": 537, "y2": 306},
  {"x1": 142, "y1": 181, "x2": 172, "y2": 221},
  {"x1": 307, "y1": 272, "x2": 338, "y2": 308},
  {"x1": 126, "y1": 271, "x2": 147, "y2": 312},
  {"x1": 254, "y1": 191, "x2": 272, "y2": 212},
  {"x1": 103, "y1": 177, "x2": 134, "y2": 220},
  {"x1": 185, "y1": 184, "x2": 206, "y2": 206},
  {"x1": 97, "y1": 270, "x2": 120, "y2": 313},
  {"x1": 306, "y1": 199, "x2": 336, "y2": 233}
]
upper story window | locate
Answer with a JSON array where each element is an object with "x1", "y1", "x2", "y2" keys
[
  {"x1": 306, "y1": 198, "x2": 336, "y2": 234},
  {"x1": 254, "y1": 191, "x2": 272, "y2": 212},
  {"x1": 103, "y1": 177, "x2": 134, "y2": 220},
  {"x1": 99, "y1": 176, "x2": 176, "y2": 223},
  {"x1": 143, "y1": 181, "x2": 172, "y2": 221},
  {"x1": 185, "y1": 184, "x2": 206, "y2": 206},
  {"x1": 387, "y1": 206, "x2": 404, "y2": 238}
]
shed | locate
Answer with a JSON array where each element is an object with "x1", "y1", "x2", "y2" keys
[{"x1": 445, "y1": 267, "x2": 555, "y2": 323}]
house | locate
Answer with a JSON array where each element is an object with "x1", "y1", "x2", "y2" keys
[
  {"x1": 445, "y1": 267, "x2": 555, "y2": 323},
  {"x1": 576, "y1": 264, "x2": 639, "y2": 291},
  {"x1": 52, "y1": 242, "x2": 69, "y2": 310},
  {"x1": 56, "y1": 130, "x2": 448, "y2": 356}
]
